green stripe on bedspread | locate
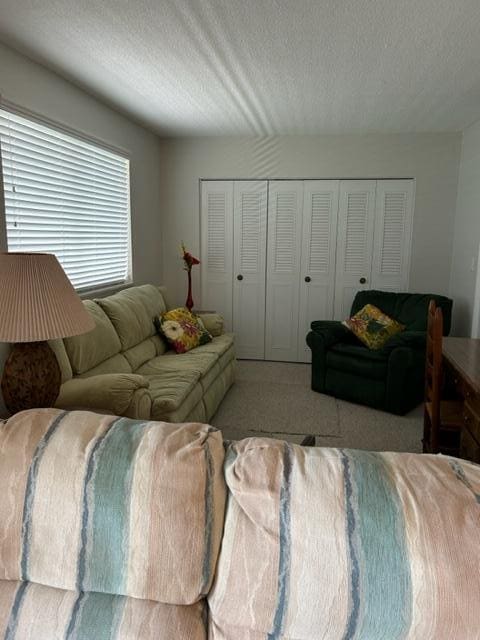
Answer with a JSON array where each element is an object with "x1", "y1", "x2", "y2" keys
[
  {"x1": 72, "y1": 591, "x2": 126, "y2": 640},
  {"x1": 341, "y1": 450, "x2": 412, "y2": 640},
  {"x1": 80, "y1": 417, "x2": 148, "y2": 594}
]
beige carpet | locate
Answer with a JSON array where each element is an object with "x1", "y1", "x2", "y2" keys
[{"x1": 211, "y1": 360, "x2": 423, "y2": 452}]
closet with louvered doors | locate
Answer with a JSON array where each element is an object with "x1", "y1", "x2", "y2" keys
[
  {"x1": 200, "y1": 178, "x2": 414, "y2": 363},
  {"x1": 265, "y1": 180, "x2": 340, "y2": 363},
  {"x1": 232, "y1": 181, "x2": 268, "y2": 359},
  {"x1": 333, "y1": 180, "x2": 415, "y2": 320},
  {"x1": 200, "y1": 180, "x2": 268, "y2": 359},
  {"x1": 200, "y1": 181, "x2": 234, "y2": 330}
]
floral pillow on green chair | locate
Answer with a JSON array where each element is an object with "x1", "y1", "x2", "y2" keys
[
  {"x1": 342, "y1": 303, "x2": 405, "y2": 350},
  {"x1": 155, "y1": 308, "x2": 212, "y2": 353}
]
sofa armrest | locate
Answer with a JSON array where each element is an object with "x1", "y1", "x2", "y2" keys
[
  {"x1": 198, "y1": 312, "x2": 224, "y2": 337},
  {"x1": 55, "y1": 374, "x2": 152, "y2": 420}
]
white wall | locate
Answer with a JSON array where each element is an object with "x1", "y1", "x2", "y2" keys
[
  {"x1": 449, "y1": 119, "x2": 480, "y2": 336},
  {"x1": 0, "y1": 42, "x2": 163, "y2": 416},
  {"x1": 159, "y1": 134, "x2": 462, "y2": 307}
]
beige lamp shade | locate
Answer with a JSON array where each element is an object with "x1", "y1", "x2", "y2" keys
[{"x1": 0, "y1": 252, "x2": 95, "y2": 342}]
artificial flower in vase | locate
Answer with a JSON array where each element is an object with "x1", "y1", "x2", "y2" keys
[{"x1": 181, "y1": 244, "x2": 200, "y2": 311}]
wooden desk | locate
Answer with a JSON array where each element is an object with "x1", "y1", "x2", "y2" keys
[{"x1": 443, "y1": 337, "x2": 480, "y2": 463}]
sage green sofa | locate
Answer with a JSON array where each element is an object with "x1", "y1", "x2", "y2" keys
[{"x1": 51, "y1": 284, "x2": 235, "y2": 421}]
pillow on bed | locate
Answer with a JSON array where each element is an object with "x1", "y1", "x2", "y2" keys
[{"x1": 209, "y1": 438, "x2": 480, "y2": 639}]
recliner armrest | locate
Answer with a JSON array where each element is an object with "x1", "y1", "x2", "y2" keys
[
  {"x1": 308, "y1": 321, "x2": 355, "y2": 348},
  {"x1": 380, "y1": 330, "x2": 426, "y2": 353},
  {"x1": 307, "y1": 321, "x2": 354, "y2": 394}
]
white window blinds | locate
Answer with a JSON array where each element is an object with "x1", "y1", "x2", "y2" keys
[{"x1": 0, "y1": 107, "x2": 131, "y2": 291}]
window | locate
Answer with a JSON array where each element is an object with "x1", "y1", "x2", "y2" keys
[{"x1": 0, "y1": 106, "x2": 131, "y2": 291}]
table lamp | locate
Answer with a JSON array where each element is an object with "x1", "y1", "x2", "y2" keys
[{"x1": 0, "y1": 252, "x2": 95, "y2": 414}]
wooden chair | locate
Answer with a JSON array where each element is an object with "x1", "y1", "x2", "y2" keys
[{"x1": 423, "y1": 300, "x2": 463, "y2": 454}]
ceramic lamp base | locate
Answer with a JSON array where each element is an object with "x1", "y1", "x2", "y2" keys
[{"x1": 1, "y1": 341, "x2": 61, "y2": 415}]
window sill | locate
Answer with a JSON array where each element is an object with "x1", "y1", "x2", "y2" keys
[{"x1": 78, "y1": 280, "x2": 134, "y2": 300}]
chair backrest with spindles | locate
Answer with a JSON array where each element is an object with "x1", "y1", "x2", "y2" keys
[{"x1": 425, "y1": 300, "x2": 444, "y2": 450}]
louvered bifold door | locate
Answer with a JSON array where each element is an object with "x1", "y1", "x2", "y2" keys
[
  {"x1": 233, "y1": 181, "x2": 268, "y2": 359},
  {"x1": 265, "y1": 181, "x2": 304, "y2": 361},
  {"x1": 371, "y1": 180, "x2": 414, "y2": 292},
  {"x1": 298, "y1": 181, "x2": 339, "y2": 362},
  {"x1": 200, "y1": 181, "x2": 234, "y2": 330},
  {"x1": 334, "y1": 181, "x2": 377, "y2": 319}
]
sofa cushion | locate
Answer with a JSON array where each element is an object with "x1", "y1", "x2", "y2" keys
[
  {"x1": 209, "y1": 438, "x2": 480, "y2": 639},
  {"x1": 164, "y1": 359, "x2": 235, "y2": 423},
  {"x1": 217, "y1": 343, "x2": 236, "y2": 372},
  {"x1": 137, "y1": 351, "x2": 218, "y2": 379},
  {"x1": 182, "y1": 334, "x2": 235, "y2": 363},
  {"x1": 146, "y1": 372, "x2": 204, "y2": 418},
  {"x1": 63, "y1": 300, "x2": 121, "y2": 375},
  {"x1": 157, "y1": 285, "x2": 172, "y2": 310},
  {"x1": 0, "y1": 581, "x2": 206, "y2": 640},
  {"x1": 48, "y1": 338, "x2": 73, "y2": 383},
  {"x1": 124, "y1": 338, "x2": 157, "y2": 371},
  {"x1": 202, "y1": 361, "x2": 235, "y2": 418},
  {"x1": 96, "y1": 284, "x2": 167, "y2": 351},
  {"x1": 77, "y1": 353, "x2": 132, "y2": 378},
  {"x1": 327, "y1": 342, "x2": 388, "y2": 380},
  {"x1": 145, "y1": 336, "x2": 234, "y2": 390},
  {"x1": 189, "y1": 333, "x2": 235, "y2": 371},
  {"x1": 169, "y1": 399, "x2": 208, "y2": 424},
  {"x1": 0, "y1": 409, "x2": 226, "y2": 606}
]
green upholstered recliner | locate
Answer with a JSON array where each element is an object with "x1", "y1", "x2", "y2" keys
[{"x1": 306, "y1": 290, "x2": 453, "y2": 415}]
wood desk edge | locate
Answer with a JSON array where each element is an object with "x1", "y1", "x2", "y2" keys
[{"x1": 443, "y1": 337, "x2": 480, "y2": 396}]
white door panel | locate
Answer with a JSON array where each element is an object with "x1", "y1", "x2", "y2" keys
[
  {"x1": 265, "y1": 181, "x2": 303, "y2": 361},
  {"x1": 371, "y1": 180, "x2": 414, "y2": 292},
  {"x1": 233, "y1": 180, "x2": 268, "y2": 359},
  {"x1": 268, "y1": 283, "x2": 300, "y2": 352},
  {"x1": 334, "y1": 180, "x2": 377, "y2": 319},
  {"x1": 200, "y1": 181, "x2": 234, "y2": 330},
  {"x1": 298, "y1": 180, "x2": 339, "y2": 362}
]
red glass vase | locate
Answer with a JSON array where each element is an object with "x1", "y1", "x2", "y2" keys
[{"x1": 185, "y1": 270, "x2": 194, "y2": 311}]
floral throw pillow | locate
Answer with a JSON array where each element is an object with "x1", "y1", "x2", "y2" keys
[
  {"x1": 342, "y1": 303, "x2": 405, "y2": 350},
  {"x1": 156, "y1": 308, "x2": 212, "y2": 353}
]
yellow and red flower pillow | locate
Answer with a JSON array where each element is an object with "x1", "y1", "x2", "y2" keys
[
  {"x1": 157, "y1": 308, "x2": 212, "y2": 353},
  {"x1": 342, "y1": 303, "x2": 404, "y2": 350}
]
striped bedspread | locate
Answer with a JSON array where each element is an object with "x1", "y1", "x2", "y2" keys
[
  {"x1": 0, "y1": 408, "x2": 226, "y2": 639},
  {"x1": 209, "y1": 438, "x2": 480, "y2": 640},
  {"x1": 0, "y1": 581, "x2": 206, "y2": 640}
]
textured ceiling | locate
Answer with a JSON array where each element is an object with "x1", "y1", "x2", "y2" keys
[{"x1": 1, "y1": 0, "x2": 480, "y2": 136}]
